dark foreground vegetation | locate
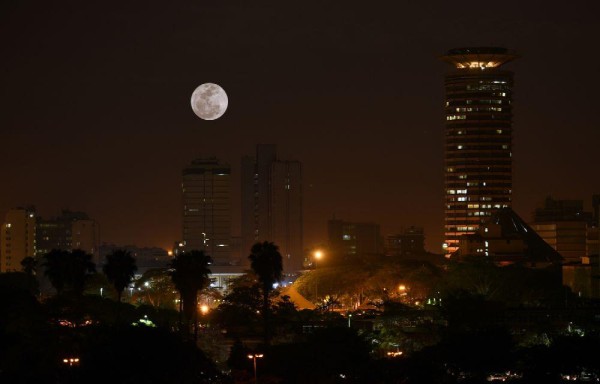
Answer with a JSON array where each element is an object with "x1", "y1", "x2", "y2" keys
[{"x1": 2, "y1": 248, "x2": 600, "y2": 383}]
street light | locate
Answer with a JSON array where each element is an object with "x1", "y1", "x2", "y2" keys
[
  {"x1": 313, "y1": 250, "x2": 324, "y2": 300},
  {"x1": 314, "y1": 250, "x2": 323, "y2": 263},
  {"x1": 200, "y1": 304, "x2": 209, "y2": 315},
  {"x1": 247, "y1": 353, "x2": 264, "y2": 383}
]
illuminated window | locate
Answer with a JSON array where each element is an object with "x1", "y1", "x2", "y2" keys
[
  {"x1": 458, "y1": 197, "x2": 467, "y2": 201},
  {"x1": 457, "y1": 145, "x2": 463, "y2": 149}
]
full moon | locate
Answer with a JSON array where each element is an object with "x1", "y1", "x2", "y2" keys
[{"x1": 190, "y1": 83, "x2": 228, "y2": 120}]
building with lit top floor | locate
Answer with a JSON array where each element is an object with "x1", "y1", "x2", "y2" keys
[{"x1": 441, "y1": 47, "x2": 518, "y2": 257}]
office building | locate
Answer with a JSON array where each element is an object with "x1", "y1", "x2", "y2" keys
[
  {"x1": 457, "y1": 208, "x2": 562, "y2": 265},
  {"x1": 328, "y1": 219, "x2": 382, "y2": 257},
  {"x1": 99, "y1": 243, "x2": 170, "y2": 275},
  {"x1": 441, "y1": 47, "x2": 518, "y2": 256},
  {"x1": 182, "y1": 157, "x2": 232, "y2": 265},
  {"x1": 0, "y1": 207, "x2": 36, "y2": 272},
  {"x1": 385, "y1": 226, "x2": 426, "y2": 257},
  {"x1": 37, "y1": 210, "x2": 99, "y2": 258},
  {"x1": 36, "y1": 210, "x2": 99, "y2": 263},
  {"x1": 241, "y1": 145, "x2": 303, "y2": 272},
  {"x1": 531, "y1": 196, "x2": 595, "y2": 263}
]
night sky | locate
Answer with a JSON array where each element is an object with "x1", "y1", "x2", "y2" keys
[{"x1": 2, "y1": 1, "x2": 600, "y2": 252}]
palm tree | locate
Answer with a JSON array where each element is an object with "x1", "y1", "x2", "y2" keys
[
  {"x1": 248, "y1": 241, "x2": 283, "y2": 344},
  {"x1": 42, "y1": 249, "x2": 96, "y2": 295},
  {"x1": 170, "y1": 250, "x2": 212, "y2": 340},
  {"x1": 20, "y1": 256, "x2": 37, "y2": 276},
  {"x1": 102, "y1": 249, "x2": 137, "y2": 303}
]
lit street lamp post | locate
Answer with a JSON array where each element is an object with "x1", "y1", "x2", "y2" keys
[
  {"x1": 247, "y1": 353, "x2": 264, "y2": 383},
  {"x1": 313, "y1": 250, "x2": 323, "y2": 301}
]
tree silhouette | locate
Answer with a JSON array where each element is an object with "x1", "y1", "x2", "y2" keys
[
  {"x1": 20, "y1": 256, "x2": 37, "y2": 276},
  {"x1": 170, "y1": 250, "x2": 212, "y2": 340},
  {"x1": 248, "y1": 241, "x2": 283, "y2": 344},
  {"x1": 42, "y1": 249, "x2": 96, "y2": 295},
  {"x1": 102, "y1": 249, "x2": 137, "y2": 303}
]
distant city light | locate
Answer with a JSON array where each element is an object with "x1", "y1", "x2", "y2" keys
[
  {"x1": 62, "y1": 357, "x2": 80, "y2": 366},
  {"x1": 386, "y1": 351, "x2": 403, "y2": 358}
]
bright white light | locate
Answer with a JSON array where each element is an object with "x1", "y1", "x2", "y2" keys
[{"x1": 190, "y1": 83, "x2": 228, "y2": 121}]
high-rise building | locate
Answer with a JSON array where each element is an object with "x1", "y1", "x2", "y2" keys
[
  {"x1": 441, "y1": 47, "x2": 518, "y2": 256},
  {"x1": 241, "y1": 145, "x2": 303, "y2": 272},
  {"x1": 0, "y1": 207, "x2": 36, "y2": 272},
  {"x1": 182, "y1": 157, "x2": 232, "y2": 264}
]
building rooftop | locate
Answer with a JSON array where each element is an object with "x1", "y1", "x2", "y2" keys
[{"x1": 441, "y1": 46, "x2": 518, "y2": 69}]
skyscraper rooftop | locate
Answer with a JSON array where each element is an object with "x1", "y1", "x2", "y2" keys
[{"x1": 441, "y1": 47, "x2": 518, "y2": 69}]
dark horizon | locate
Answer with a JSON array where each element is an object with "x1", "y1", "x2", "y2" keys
[{"x1": 2, "y1": 1, "x2": 600, "y2": 252}]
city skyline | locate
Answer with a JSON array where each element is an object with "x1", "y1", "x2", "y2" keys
[{"x1": 1, "y1": 2, "x2": 600, "y2": 252}]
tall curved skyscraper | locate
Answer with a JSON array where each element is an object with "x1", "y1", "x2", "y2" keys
[{"x1": 441, "y1": 47, "x2": 518, "y2": 257}]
